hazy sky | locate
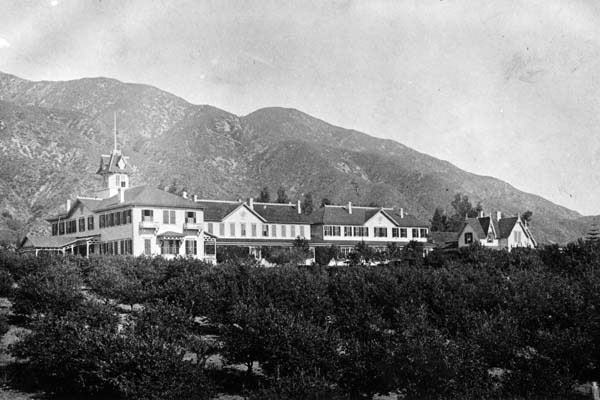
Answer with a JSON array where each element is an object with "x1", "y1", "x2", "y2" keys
[{"x1": 1, "y1": 0, "x2": 600, "y2": 215}]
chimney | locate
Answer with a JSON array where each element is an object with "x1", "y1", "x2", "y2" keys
[
  {"x1": 193, "y1": 194, "x2": 198, "y2": 202},
  {"x1": 66, "y1": 199, "x2": 71, "y2": 212},
  {"x1": 297, "y1": 199, "x2": 301, "y2": 214},
  {"x1": 182, "y1": 191, "x2": 188, "y2": 199},
  {"x1": 496, "y1": 211, "x2": 502, "y2": 221},
  {"x1": 400, "y1": 208, "x2": 404, "y2": 218},
  {"x1": 348, "y1": 201, "x2": 352, "y2": 214},
  {"x1": 479, "y1": 210, "x2": 484, "y2": 218},
  {"x1": 249, "y1": 198, "x2": 254, "y2": 210},
  {"x1": 119, "y1": 188, "x2": 125, "y2": 203}
]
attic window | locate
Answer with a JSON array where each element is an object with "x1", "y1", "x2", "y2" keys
[
  {"x1": 118, "y1": 159, "x2": 125, "y2": 169},
  {"x1": 465, "y1": 232, "x2": 473, "y2": 244}
]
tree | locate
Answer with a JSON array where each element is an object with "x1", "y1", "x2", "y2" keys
[
  {"x1": 276, "y1": 187, "x2": 289, "y2": 203},
  {"x1": 522, "y1": 210, "x2": 533, "y2": 226},
  {"x1": 430, "y1": 208, "x2": 449, "y2": 232},
  {"x1": 586, "y1": 221, "x2": 600, "y2": 243},
  {"x1": 257, "y1": 186, "x2": 270, "y2": 202},
  {"x1": 302, "y1": 193, "x2": 314, "y2": 214},
  {"x1": 447, "y1": 194, "x2": 482, "y2": 231}
]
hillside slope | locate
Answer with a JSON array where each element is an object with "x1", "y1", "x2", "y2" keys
[{"x1": 0, "y1": 71, "x2": 590, "y2": 244}]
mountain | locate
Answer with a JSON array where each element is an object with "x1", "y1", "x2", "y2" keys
[{"x1": 0, "y1": 71, "x2": 592, "y2": 244}]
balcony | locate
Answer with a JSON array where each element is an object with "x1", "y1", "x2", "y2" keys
[
  {"x1": 184, "y1": 220, "x2": 202, "y2": 231},
  {"x1": 139, "y1": 220, "x2": 159, "y2": 229}
]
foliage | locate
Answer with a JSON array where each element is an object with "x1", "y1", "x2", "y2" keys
[
  {"x1": 430, "y1": 207, "x2": 449, "y2": 232},
  {"x1": 276, "y1": 187, "x2": 289, "y2": 203},
  {"x1": 302, "y1": 192, "x2": 314, "y2": 214},
  {"x1": 257, "y1": 186, "x2": 271, "y2": 203}
]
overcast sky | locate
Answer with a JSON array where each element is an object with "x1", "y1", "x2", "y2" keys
[{"x1": 1, "y1": 0, "x2": 600, "y2": 215}]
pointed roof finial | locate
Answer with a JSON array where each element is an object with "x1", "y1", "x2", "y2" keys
[{"x1": 113, "y1": 112, "x2": 117, "y2": 152}]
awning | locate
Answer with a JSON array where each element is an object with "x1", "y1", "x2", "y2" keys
[
  {"x1": 203, "y1": 232, "x2": 218, "y2": 242},
  {"x1": 158, "y1": 231, "x2": 184, "y2": 240}
]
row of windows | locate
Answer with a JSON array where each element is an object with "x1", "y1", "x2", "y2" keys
[
  {"x1": 141, "y1": 210, "x2": 197, "y2": 224},
  {"x1": 52, "y1": 216, "x2": 95, "y2": 236},
  {"x1": 99, "y1": 210, "x2": 132, "y2": 228},
  {"x1": 206, "y1": 222, "x2": 307, "y2": 238},
  {"x1": 324, "y1": 225, "x2": 428, "y2": 238},
  {"x1": 98, "y1": 239, "x2": 133, "y2": 255}
]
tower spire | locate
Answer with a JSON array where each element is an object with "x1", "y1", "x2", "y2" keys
[{"x1": 113, "y1": 112, "x2": 117, "y2": 152}]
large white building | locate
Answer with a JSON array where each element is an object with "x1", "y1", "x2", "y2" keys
[{"x1": 21, "y1": 138, "x2": 431, "y2": 260}]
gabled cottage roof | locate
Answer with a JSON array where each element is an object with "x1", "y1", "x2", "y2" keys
[
  {"x1": 194, "y1": 201, "x2": 245, "y2": 222},
  {"x1": 497, "y1": 217, "x2": 519, "y2": 239}
]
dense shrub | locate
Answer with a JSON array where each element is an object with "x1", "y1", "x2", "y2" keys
[{"x1": 4, "y1": 241, "x2": 600, "y2": 399}]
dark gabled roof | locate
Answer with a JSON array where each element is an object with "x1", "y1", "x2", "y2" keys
[
  {"x1": 462, "y1": 217, "x2": 487, "y2": 239},
  {"x1": 253, "y1": 203, "x2": 312, "y2": 224},
  {"x1": 310, "y1": 206, "x2": 429, "y2": 227},
  {"x1": 48, "y1": 186, "x2": 203, "y2": 221},
  {"x1": 96, "y1": 151, "x2": 133, "y2": 175},
  {"x1": 20, "y1": 235, "x2": 99, "y2": 249},
  {"x1": 497, "y1": 217, "x2": 519, "y2": 239},
  {"x1": 93, "y1": 186, "x2": 203, "y2": 212},
  {"x1": 194, "y1": 201, "x2": 244, "y2": 222},
  {"x1": 387, "y1": 212, "x2": 429, "y2": 228}
]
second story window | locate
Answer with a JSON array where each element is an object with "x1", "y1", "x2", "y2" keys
[
  {"x1": 87, "y1": 216, "x2": 94, "y2": 230},
  {"x1": 299, "y1": 225, "x2": 305, "y2": 238},
  {"x1": 374, "y1": 227, "x2": 388, "y2": 237},
  {"x1": 207, "y1": 222, "x2": 213, "y2": 234},
  {"x1": 99, "y1": 215, "x2": 105, "y2": 228},
  {"x1": 271, "y1": 224, "x2": 276, "y2": 237},
  {"x1": 251, "y1": 223, "x2": 257, "y2": 237},
  {"x1": 51, "y1": 223, "x2": 58, "y2": 236},
  {"x1": 291, "y1": 225, "x2": 296, "y2": 238},
  {"x1": 142, "y1": 209, "x2": 153, "y2": 222},
  {"x1": 412, "y1": 228, "x2": 419, "y2": 238},
  {"x1": 324, "y1": 226, "x2": 341, "y2": 236},
  {"x1": 281, "y1": 225, "x2": 286, "y2": 238},
  {"x1": 186, "y1": 211, "x2": 196, "y2": 223},
  {"x1": 392, "y1": 228, "x2": 399, "y2": 238},
  {"x1": 400, "y1": 228, "x2": 407, "y2": 238},
  {"x1": 262, "y1": 224, "x2": 269, "y2": 237},
  {"x1": 115, "y1": 212, "x2": 121, "y2": 226},
  {"x1": 219, "y1": 223, "x2": 225, "y2": 236},
  {"x1": 79, "y1": 218, "x2": 85, "y2": 232},
  {"x1": 240, "y1": 223, "x2": 246, "y2": 237},
  {"x1": 465, "y1": 232, "x2": 473, "y2": 244},
  {"x1": 59, "y1": 221, "x2": 65, "y2": 235},
  {"x1": 230, "y1": 223, "x2": 236, "y2": 236},
  {"x1": 420, "y1": 228, "x2": 428, "y2": 238},
  {"x1": 163, "y1": 210, "x2": 176, "y2": 224}
]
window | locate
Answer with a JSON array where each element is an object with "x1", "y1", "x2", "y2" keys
[
  {"x1": 161, "y1": 240, "x2": 179, "y2": 255},
  {"x1": 262, "y1": 224, "x2": 269, "y2": 237},
  {"x1": 392, "y1": 228, "x2": 399, "y2": 238},
  {"x1": 412, "y1": 228, "x2": 419, "y2": 238},
  {"x1": 465, "y1": 232, "x2": 473, "y2": 244},
  {"x1": 513, "y1": 231, "x2": 522, "y2": 243},
  {"x1": 100, "y1": 214, "x2": 105, "y2": 228},
  {"x1": 87, "y1": 216, "x2": 94, "y2": 230},
  {"x1": 353, "y1": 226, "x2": 368, "y2": 237},
  {"x1": 108, "y1": 213, "x2": 114, "y2": 227},
  {"x1": 271, "y1": 224, "x2": 276, "y2": 237},
  {"x1": 344, "y1": 226, "x2": 353, "y2": 237},
  {"x1": 79, "y1": 218, "x2": 85, "y2": 232},
  {"x1": 185, "y1": 240, "x2": 197, "y2": 255},
  {"x1": 251, "y1": 223, "x2": 257, "y2": 237},
  {"x1": 186, "y1": 211, "x2": 196, "y2": 223},
  {"x1": 219, "y1": 223, "x2": 225, "y2": 236},
  {"x1": 340, "y1": 247, "x2": 353, "y2": 257},
  {"x1": 324, "y1": 226, "x2": 341, "y2": 236},
  {"x1": 420, "y1": 228, "x2": 428, "y2": 238},
  {"x1": 144, "y1": 239, "x2": 152, "y2": 255},
  {"x1": 115, "y1": 212, "x2": 121, "y2": 226},
  {"x1": 281, "y1": 225, "x2": 286, "y2": 237},
  {"x1": 400, "y1": 228, "x2": 407, "y2": 238},
  {"x1": 290, "y1": 225, "x2": 296, "y2": 238},
  {"x1": 66, "y1": 220, "x2": 76, "y2": 234},
  {"x1": 52, "y1": 223, "x2": 58, "y2": 236},
  {"x1": 240, "y1": 223, "x2": 247, "y2": 237},
  {"x1": 142, "y1": 209, "x2": 153, "y2": 222},
  {"x1": 374, "y1": 227, "x2": 388, "y2": 237},
  {"x1": 230, "y1": 223, "x2": 236, "y2": 236},
  {"x1": 163, "y1": 210, "x2": 177, "y2": 225},
  {"x1": 125, "y1": 210, "x2": 132, "y2": 224},
  {"x1": 59, "y1": 222, "x2": 65, "y2": 235},
  {"x1": 207, "y1": 222, "x2": 213, "y2": 234},
  {"x1": 299, "y1": 226, "x2": 305, "y2": 238}
]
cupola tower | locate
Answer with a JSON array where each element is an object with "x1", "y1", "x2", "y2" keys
[{"x1": 96, "y1": 113, "x2": 132, "y2": 199}]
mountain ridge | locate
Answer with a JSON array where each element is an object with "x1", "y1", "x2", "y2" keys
[{"x1": 0, "y1": 71, "x2": 591, "y2": 244}]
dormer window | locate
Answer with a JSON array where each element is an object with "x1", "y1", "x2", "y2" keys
[{"x1": 117, "y1": 158, "x2": 126, "y2": 169}]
